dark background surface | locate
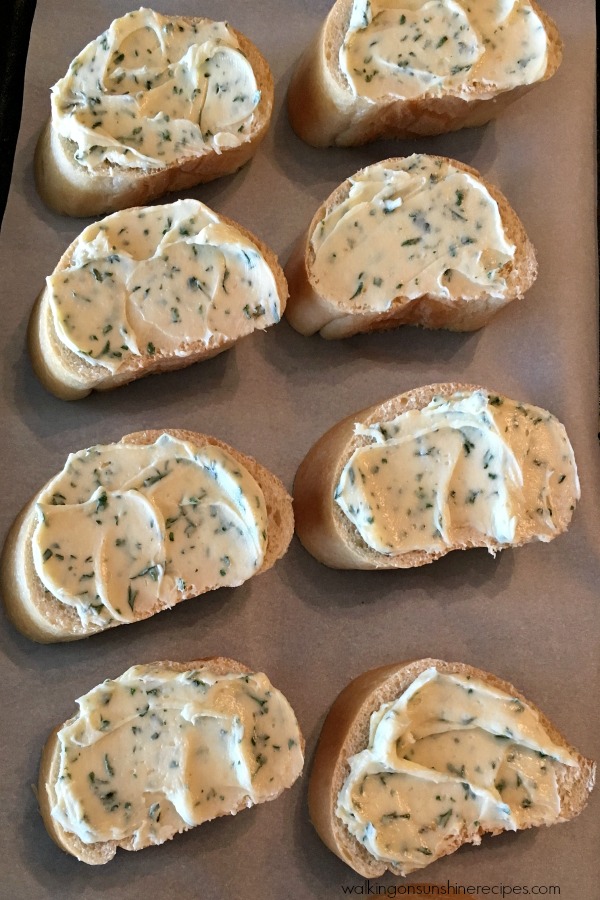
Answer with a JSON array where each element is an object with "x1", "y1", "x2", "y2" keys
[{"x1": 0, "y1": 0, "x2": 36, "y2": 227}]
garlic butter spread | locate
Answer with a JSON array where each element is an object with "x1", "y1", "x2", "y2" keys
[
  {"x1": 335, "y1": 390, "x2": 579, "y2": 555},
  {"x1": 47, "y1": 199, "x2": 280, "y2": 373},
  {"x1": 51, "y1": 8, "x2": 260, "y2": 172},
  {"x1": 310, "y1": 157, "x2": 515, "y2": 311},
  {"x1": 337, "y1": 667, "x2": 575, "y2": 873},
  {"x1": 341, "y1": 0, "x2": 549, "y2": 100},
  {"x1": 32, "y1": 434, "x2": 268, "y2": 628},
  {"x1": 52, "y1": 665, "x2": 304, "y2": 847}
]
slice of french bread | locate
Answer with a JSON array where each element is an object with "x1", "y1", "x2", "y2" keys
[
  {"x1": 284, "y1": 156, "x2": 537, "y2": 339},
  {"x1": 35, "y1": 14, "x2": 274, "y2": 217},
  {"x1": 1, "y1": 430, "x2": 293, "y2": 642},
  {"x1": 287, "y1": 0, "x2": 562, "y2": 147},
  {"x1": 293, "y1": 383, "x2": 579, "y2": 569},
  {"x1": 39, "y1": 657, "x2": 305, "y2": 864},
  {"x1": 308, "y1": 658, "x2": 595, "y2": 877},
  {"x1": 29, "y1": 200, "x2": 288, "y2": 400}
]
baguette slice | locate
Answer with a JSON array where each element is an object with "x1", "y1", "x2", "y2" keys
[
  {"x1": 35, "y1": 12, "x2": 274, "y2": 217},
  {"x1": 29, "y1": 200, "x2": 288, "y2": 400},
  {"x1": 39, "y1": 657, "x2": 305, "y2": 864},
  {"x1": 1, "y1": 430, "x2": 293, "y2": 642},
  {"x1": 287, "y1": 0, "x2": 562, "y2": 147},
  {"x1": 293, "y1": 383, "x2": 579, "y2": 569},
  {"x1": 285, "y1": 156, "x2": 537, "y2": 339},
  {"x1": 308, "y1": 658, "x2": 595, "y2": 877}
]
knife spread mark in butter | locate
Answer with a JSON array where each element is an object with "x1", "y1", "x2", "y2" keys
[
  {"x1": 337, "y1": 667, "x2": 576, "y2": 873},
  {"x1": 52, "y1": 8, "x2": 261, "y2": 172},
  {"x1": 51, "y1": 665, "x2": 304, "y2": 848},
  {"x1": 310, "y1": 156, "x2": 515, "y2": 312},
  {"x1": 33, "y1": 434, "x2": 268, "y2": 628},
  {"x1": 341, "y1": 0, "x2": 549, "y2": 101},
  {"x1": 47, "y1": 199, "x2": 281, "y2": 373},
  {"x1": 334, "y1": 390, "x2": 579, "y2": 555}
]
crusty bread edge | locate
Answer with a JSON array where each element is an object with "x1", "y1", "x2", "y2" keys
[
  {"x1": 39, "y1": 657, "x2": 305, "y2": 864},
  {"x1": 287, "y1": 0, "x2": 563, "y2": 147},
  {"x1": 1, "y1": 430, "x2": 293, "y2": 642},
  {"x1": 292, "y1": 383, "x2": 577, "y2": 569},
  {"x1": 287, "y1": 13, "x2": 357, "y2": 149},
  {"x1": 284, "y1": 156, "x2": 537, "y2": 338},
  {"x1": 308, "y1": 657, "x2": 596, "y2": 878},
  {"x1": 35, "y1": 24, "x2": 274, "y2": 217},
  {"x1": 28, "y1": 210, "x2": 289, "y2": 400}
]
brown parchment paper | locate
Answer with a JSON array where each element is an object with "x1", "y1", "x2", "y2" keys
[{"x1": 0, "y1": 1, "x2": 598, "y2": 898}]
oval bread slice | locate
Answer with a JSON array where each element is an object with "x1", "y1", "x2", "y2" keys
[
  {"x1": 287, "y1": 0, "x2": 562, "y2": 147},
  {"x1": 29, "y1": 200, "x2": 288, "y2": 400},
  {"x1": 0, "y1": 430, "x2": 293, "y2": 642},
  {"x1": 39, "y1": 657, "x2": 305, "y2": 864},
  {"x1": 308, "y1": 658, "x2": 595, "y2": 877},
  {"x1": 35, "y1": 13, "x2": 274, "y2": 217},
  {"x1": 293, "y1": 383, "x2": 579, "y2": 569},
  {"x1": 284, "y1": 156, "x2": 537, "y2": 339}
]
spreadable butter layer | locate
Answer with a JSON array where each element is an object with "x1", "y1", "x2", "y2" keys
[
  {"x1": 310, "y1": 156, "x2": 516, "y2": 312},
  {"x1": 46, "y1": 199, "x2": 281, "y2": 374},
  {"x1": 32, "y1": 434, "x2": 268, "y2": 628},
  {"x1": 341, "y1": 0, "x2": 549, "y2": 101},
  {"x1": 52, "y1": 9, "x2": 261, "y2": 172},
  {"x1": 337, "y1": 666, "x2": 576, "y2": 874},
  {"x1": 335, "y1": 390, "x2": 579, "y2": 556},
  {"x1": 51, "y1": 664, "x2": 304, "y2": 848},
  {"x1": 286, "y1": 0, "x2": 561, "y2": 148}
]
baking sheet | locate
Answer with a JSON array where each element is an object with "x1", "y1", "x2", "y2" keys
[{"x1": 0, "y1": 1, "x2": 598, "y2": 897}]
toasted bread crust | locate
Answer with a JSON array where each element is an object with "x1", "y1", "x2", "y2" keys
[
  {"x1": 292, "y1": 383, "x2": 578, "y2": 569},
  {"x1": 284, "y1": 157, "x2": 537, "y2": 338},
  {"x1": 308, "y1": 658, "x2": 596, "y2": 877},
  {"x1": 1, "y1": 431, "x2": 293, "y2": 642},
  {"x1": 28, "y1": 209, "x2": 288, "y2": 400},
  {"x1": 39, "y1": 658, "x2": 305, "y2": 863},
  {"x1": 35, "y1": 23, "x2": 274, "y2": 217},
  {"x1": 287, "y1": 0, "x2": 562, "y2": 147}
]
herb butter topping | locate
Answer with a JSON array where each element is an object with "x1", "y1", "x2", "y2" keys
[
  {"x1": 310, "y1": 156, "x2": 515, "y2": 311},
  {"x1": 33, "y1": 434, "x2": 269, "y2": 627},
  {"x1": 47, "y1": 199, "x2": 281, "y2": 373},
  {"x1": 52, "y1": 665, "x2": 304, "y2": 847},
  {"x1": 335, "y1": 390, "x2": 579, "y2": 555},
  {"x1": 52, "y1": 8, "x2": 261, "y2": 171},
  {"x1": 337, "y1": 667, "x2": 576, "y2": 873},
  {"x1": 341, "y1": 0, "x2": 549, "y2": 100}
]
